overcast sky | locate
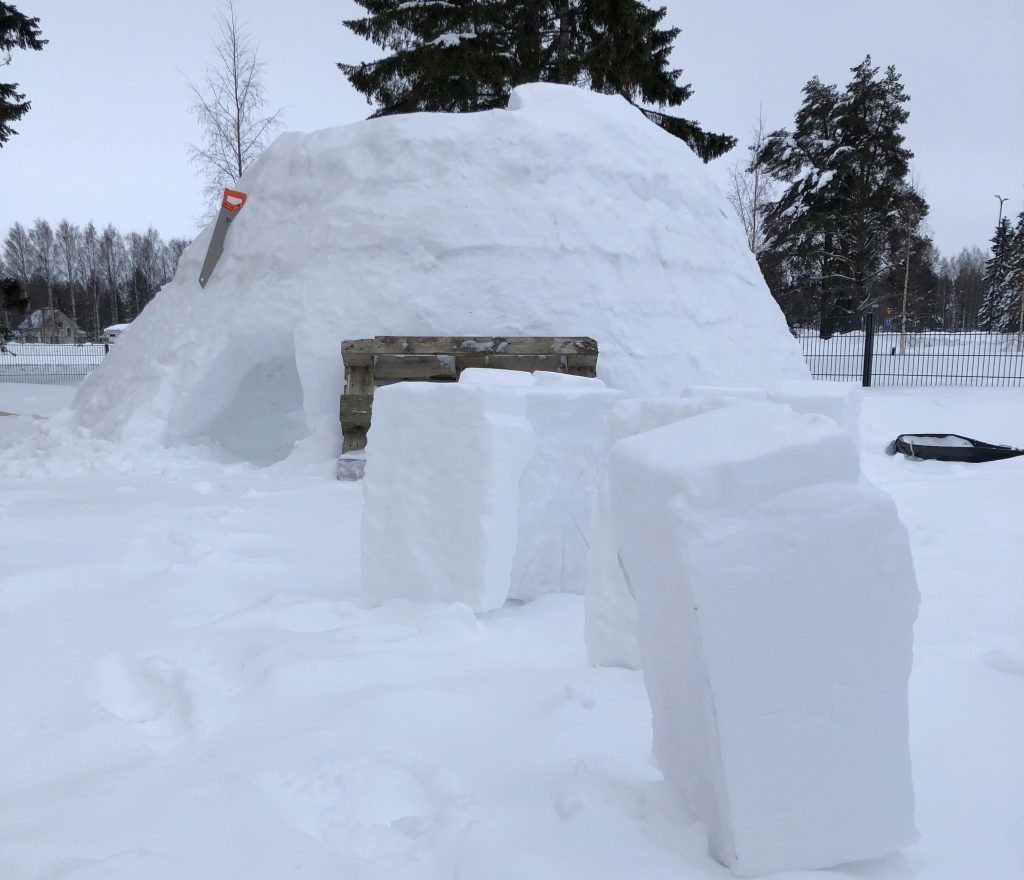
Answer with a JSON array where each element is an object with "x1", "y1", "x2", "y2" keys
[{"x1": 2, "y1": 0, "x2": 1022, "y2": 256}]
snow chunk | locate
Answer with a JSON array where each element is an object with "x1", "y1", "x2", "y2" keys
[
  {"x1": 458, "y1": 369, "x2": 619, "y2": 600},
  {"x1": 679, "y1": 385, "x2": 767, "y2": 401},
  {"x1": 585, "y1": 395, "x2": 752, "y2": 669},
  {"x1": 69, "y1": 83, "x2": 806, "y2": 465},
  {"x1": 611, "y1": 402, "x2": 919, "y2": 875},
  {"x1": 769, "y1": 378, "x2": 861, "y2": 441},
  {"x1": 361, "y1": 382, "x2": 533, "y2": 612}
]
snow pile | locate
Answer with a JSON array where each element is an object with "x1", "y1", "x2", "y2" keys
[
  {"x1": 361, "y1": 381, "x2": 533, "y2": 612},
  {"x1": 585, "y1": 394, "x2": 751, "y2": 669},
  {"x1": 69, "y1": 83, "x2": 806, "y2": 466},
  {"x1": 460, "y1": 369, "x2": 620, "y2": 600},
  {"x1": 611, "y1": 402, "x2": 920, "y2": 875},
  {"x1": 769, "y1": 378, "x2": 862, "y2": 440}
]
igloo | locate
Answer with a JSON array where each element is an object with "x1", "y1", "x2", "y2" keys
[{"x1": 71, "y1": 83, "x2": 807, "y2": 465}]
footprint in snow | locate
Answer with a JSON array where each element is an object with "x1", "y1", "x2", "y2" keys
[
  {"x1": 86, "y1": 653, "x2": 193, "y2": 739},
  {"x1": 253, "y1": 754, "x2": 469, "y2": 860}
]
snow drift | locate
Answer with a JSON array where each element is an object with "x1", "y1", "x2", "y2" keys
[{"x1": 71, "y1": 83, "x2": 807, "y2": 465}]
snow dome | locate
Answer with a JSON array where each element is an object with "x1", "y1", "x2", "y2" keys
[{"x1": 71, "y1": 84, "x2": 807, "y2": 465}]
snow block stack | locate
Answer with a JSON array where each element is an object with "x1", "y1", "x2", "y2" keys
[
  {"x1": 459, "y1": 369, "x2": 618, "y2": 600},
  {"x1": 361, "y1": 382, "x2": 534, "y2": 613},
  {"x1": 610, "y1": 402, "x2": 919, "y2": 876},
  {"x1": 585, "y1": 395, "x2": 751, "y2": 670},
  {"x1": 768, "y1": 379, "x2": 862, "y2": 441}
]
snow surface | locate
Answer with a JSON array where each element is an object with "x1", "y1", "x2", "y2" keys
[
  {"x1": 768, "y1": 378, "x2": 862, "y2": 440},
  {"x1": 902, "y1": 434, "x2": 975, "y2": 448},
  {"x1": 361, "y1": 381, "x2": 534, "y2": 612},
  {"x1": 459, "y1": 369, "x2": 620, "y2": 601},
  {"x1": 585, "y1": 395, "x2": 752, "y2": 670},
  {"x1": 610, "y1": 403, "x2": 918, "y2": 874},
  {"x1": 1, "y1": 383, "x2": 1022, "y2": 879},
  {"x1": 67, "y1": 83, "x2": 806, "y2": 466}
]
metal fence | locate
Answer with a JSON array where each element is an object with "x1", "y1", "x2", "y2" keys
[
  {"x1": 0, "y1": 342, "x2": 108, "y2": 385},
  {"x1": 796, "y1": 314, "x2": 1024, "y2": 387}
]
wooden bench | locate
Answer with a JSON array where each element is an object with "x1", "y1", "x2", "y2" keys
[{"x1": 339, "y1": 335, "x2": 598, "y2": 453}]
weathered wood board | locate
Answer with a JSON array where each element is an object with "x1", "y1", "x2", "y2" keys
[{"x1": 338, "y1": 335, "x2": 599, "y2": 454}]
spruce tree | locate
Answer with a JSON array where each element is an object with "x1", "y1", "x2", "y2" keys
[
  {"x1": 980, "y1": 215, "x2": 1016, "y2": 330},
  {"x1": 338, "y1": 0, "x2": 734, "y2": 161},
  {"x1": 1, "y1": 2, "x2": 46, "y2": 147},
  {"x1": 757, "y1": 57, "x2": 926, "y2": 335},
  {"x1": 1003, "y1": 212, "x2": 1024, "y2": 334}
]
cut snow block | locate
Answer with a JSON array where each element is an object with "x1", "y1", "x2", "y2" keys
[
  {"x1": 769, "y1": 379, "x2": 862, "y2": 441},
  {"x1": 611, "y1": 402, "x2": 919, "y2": 876},
  {"x1": 585, "y1": 395, "x2": 751, "y2": 670},
  {"x1": 361, "y1": 382, "x2": 534, "y2": 613},
  {"x1": 679, "y1": 385, "x2": 767, "y2": 401},
  {"x1": 459, "y1": 369, "x2": 618, "y2": 600}
]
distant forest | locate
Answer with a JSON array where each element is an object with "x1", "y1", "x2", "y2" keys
[{"x1": 1, "y1": 220, "x2": 190, "y2": 340}]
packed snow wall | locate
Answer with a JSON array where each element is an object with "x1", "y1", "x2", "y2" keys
[{"x1": 71, "y1": 84, "x2": 808, "y2": 465}]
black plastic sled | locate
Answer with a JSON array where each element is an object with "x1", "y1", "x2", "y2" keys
[{"x1": 885, "y1": 433, "x2": 1024, "y2": 463}]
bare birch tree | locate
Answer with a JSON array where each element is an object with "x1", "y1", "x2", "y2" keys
[
  {"x1": 56, "y1": 219, "x2": 82, "y2": 332},
  {"x1": 79, "y1": 222, "x2": 102, "y2": 337},
  {"x1": 187, "y1": 1, "x2": 283, "y2": 213},
  {"x1": 28, "y1": 217, "x2": 56, "y2": 312},
  {"x1": 726, "y1": 109, "x2": 774, "y2": 256}
]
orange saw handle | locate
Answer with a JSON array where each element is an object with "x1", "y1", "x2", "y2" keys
[{"x1": 222, "y1": 188, "x2": 248, "y2": 212}]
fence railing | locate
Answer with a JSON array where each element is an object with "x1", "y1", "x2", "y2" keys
[
  {"x1": 0, "y1": 342, "x2": 108, "y2": 385},
  {"x1": 796, "y1": 314, "x2": 1024, "y2": 387}
]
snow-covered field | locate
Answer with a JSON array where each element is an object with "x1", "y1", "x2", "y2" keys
[{"x1": 1, "y1": 382, "x2": 1021, "y2": 880}]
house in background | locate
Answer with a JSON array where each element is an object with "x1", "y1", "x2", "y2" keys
[
  {"x1": 18, "y1": 308, "x2": 79, "y2": 344},
  {"x1": 103, "y1": 323, "x2": 130, "y2": 345}
]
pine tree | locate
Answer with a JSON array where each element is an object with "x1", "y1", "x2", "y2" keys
[
  {"x1": 1, "y1": 2, "x2": 46, "y2": 146},
  {"x1": 757, "y1": 57, "x2": 926, "y2": 335},
  {"x1": 1005, "y1": 212, "x2": 1024, "y2": 335},
  {"x1": 339, "y1": 0, "x2": 734, "y2": 161},
  {"x1": 979, "y1": 216, "x2": 1014, "y2": 330}
]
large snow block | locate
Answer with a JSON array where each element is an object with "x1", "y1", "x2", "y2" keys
[
  {"x1": 585, "y1": 395, "x2": 750, "y2": 670},
  {"x1": 361, "y1": 382, "x2": 534, "y2": 613},
  {"x1": 460, "y1": 369, "x2": 618, "y2": 600},
  {"x1": 769, "y1": 379, "x2": 862, "y2": 441},
  {"x1": 611, "y1": 402, "x2": 919, "y2": 876}
]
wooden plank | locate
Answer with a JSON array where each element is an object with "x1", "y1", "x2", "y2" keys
[
  {"x1": 468, "y1": 354, "x2": 566, "y2": 372},
  {"x1": 344, "y1": 365, "x2": 375, "y2": 395},
  {"x1": 342, "y1": 426, "x2": 368, "y2": 453},
  {"x1": 339, "y1": 393, "x2": 373, "y2": 429},
  {"x1": 343, "y1": 350, "x2": 374, "y2": 368},
  {"x1": 564, "y1": 353, "x2": 598, "y2": 369},
  {"x1": 373, "y1": 354, "x2": 456, "y2": 380},
  {"x1": 566, "y1": 362, "x2": 597, "y2": 377},
  {"x1": 343, "y1": 336, "x2": 598, "y2": 358}
]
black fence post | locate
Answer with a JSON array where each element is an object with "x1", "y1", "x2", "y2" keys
[{"x1": 861, "y1": 311, "x2": 875, "y2": 388}]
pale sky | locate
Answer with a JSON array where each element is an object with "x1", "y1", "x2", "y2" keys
[{"x1": 1, "y1": 0, "x2": 1022, "y2": 256}]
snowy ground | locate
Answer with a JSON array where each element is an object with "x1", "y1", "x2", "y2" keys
[{"x1": 1, "y1": 383, "x2": 1021, "y2": 880}]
